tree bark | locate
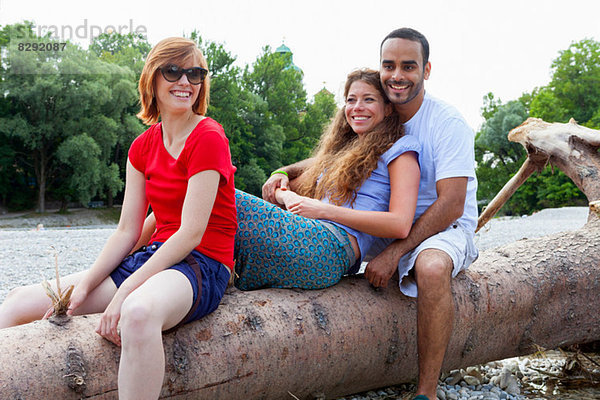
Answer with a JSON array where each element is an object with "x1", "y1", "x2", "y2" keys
[
  {"x1": 107, "y1": 190, "x2": 114, "y2": 208},
  {"x1": 1, "y1": 219, "x2": 599, "y2": 399},
  {"x1": 35, "y1": 149, "x2": 47, "y2": 214}
]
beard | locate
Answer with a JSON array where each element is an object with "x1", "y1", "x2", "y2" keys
[{"x1": 384, "y1": 78, "x2": 424, "y2": 105}]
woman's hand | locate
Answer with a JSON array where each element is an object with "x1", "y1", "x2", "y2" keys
[
  {"x1": 42, "y1": 282, "x2": 90, "y2": 320},
  {"x1": 284, "y1": 193, "x2": 329, "y2": 219},
  {"x1": 96, "y1": 292, "x2": 126, "y2": 346},
  {"x1": 66, "y1": 282, "x2": 90, "y2": 316}
]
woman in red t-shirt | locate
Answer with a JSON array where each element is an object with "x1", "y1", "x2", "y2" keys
[{"x1": 0, "y1": 37, "x2": 236, "y2": 398}]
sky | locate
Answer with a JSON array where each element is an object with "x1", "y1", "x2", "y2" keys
[{"x1": 1, "y1": 0, "x2": 599, "y2": 131}]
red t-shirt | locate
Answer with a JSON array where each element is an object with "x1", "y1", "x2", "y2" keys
[{"x1": 128, "y1": 117, "x2": 237, "y2": 269}]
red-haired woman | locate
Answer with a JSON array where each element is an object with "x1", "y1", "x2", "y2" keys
[{"x1": 0, "y1": 37, "x2": 236, "y2": 399}]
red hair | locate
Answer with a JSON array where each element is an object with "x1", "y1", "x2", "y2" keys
[{"x1": 137, "y1": 37, "x2": 210, "y2": 125}]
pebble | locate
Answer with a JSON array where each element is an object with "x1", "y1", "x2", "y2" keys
[{"x1": 437, "y1": 388, "x2": 446, "y2": 400}]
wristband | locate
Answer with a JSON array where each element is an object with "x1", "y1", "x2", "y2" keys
[{"x1": 270, "y1": 170, "x2": 289, "y2": 177}]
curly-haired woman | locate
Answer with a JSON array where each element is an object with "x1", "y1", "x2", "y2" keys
[{"x1": 234, "y1": 68, "x2": 420, "y2": 290}]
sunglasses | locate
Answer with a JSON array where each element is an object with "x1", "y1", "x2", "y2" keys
[{"x1": 159, "y1": 64, "x2": 208, "y2": 85}]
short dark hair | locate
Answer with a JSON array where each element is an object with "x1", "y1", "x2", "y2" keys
[{"x1": 381, "y1": 28, "x2": 430, "y2": 66}]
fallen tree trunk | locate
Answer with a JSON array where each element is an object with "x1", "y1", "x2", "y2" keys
[
  {"x1": 2, "y1": 117, "x2": 599, "y2": 399},
  {"x1": 1, "y1": 218, "x2": 599, "y2": 399}
]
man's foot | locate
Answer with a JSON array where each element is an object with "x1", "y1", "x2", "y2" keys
[{"x1": 401, "y1": 394, "x2": 431, "y2": 400}]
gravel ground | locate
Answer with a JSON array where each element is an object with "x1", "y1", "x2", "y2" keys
[
  {"x1": 1, "y1": 207, "x2": 589, "y2": 308},
  {"x1": 0, "y1": 206, "x2": 595, "y2": 399},
  {"x1": 473, "y1": 207, "x2": 590, "y2": 251}
]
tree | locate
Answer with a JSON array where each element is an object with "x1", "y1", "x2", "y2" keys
[
  {"x1": 0, "y1": 27, "x2": 338, "y2": 206},
  {"x1": 0, "y1": 22, "x2": 39, "y2": 210},
  {"x1": 480, "y1": 92, "x2": 501, "y2": 120},
  {"x1": 0, "y1": 27, "x2": 138, "y2": 212},
  {"x1": 89, "y1": 32, "x2": 151, "y2": 76},
  {"x1": 55, "y1": 133, "x2": 102, "y2": 206},
  {"x1": 547, "y1": 38, "x2": 600, "y2": 127},
  {"x1": 89, "y1": 32, "x2": 149, "y2": 206},
  {"x1": 189, "y1": 33, "x2": 267, "y2": 195},
  {"x1": 521, "y1": 39, "x2": 600, "y2": 212},
  {"x1": 2, "y1": 220, "x2": 599, "y2": 399},
  {"x1": 528, "y1": 86, "x2": 569, "y2": 123},
  {"x1": 189, "y1": 34, "x2": 336, "y2": 196},
  {"x1": 244, "y1": 46, "x2": 309, "y2": 167},
  {"x1": 478, "y1": 39, "x2": 600, "y2": 215},
  {"x1": 299, "y1": 88, "x2": 337, "y2": 159},
  {"x1": 475, "y1": 98, "x2": 528, "y2": 213}
]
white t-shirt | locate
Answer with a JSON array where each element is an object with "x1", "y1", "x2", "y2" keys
[{"x1": 404, "y1": 92, "x2": 478, "y2": 232}]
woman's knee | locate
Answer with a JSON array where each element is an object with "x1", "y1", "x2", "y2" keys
[
  {"x1": 4, "y1": 285, "x2": 31, "y2": 304},
  {"x1": 119, "y1": 295, "x2": 159, "y2": 339},
  {"x1": 0, "y1": 284, "x2": 49, "y2": 326}
]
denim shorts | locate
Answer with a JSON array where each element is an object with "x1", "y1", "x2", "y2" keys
[{"x1": 110, "y1": 242, "x2": 230, "y2": 327}]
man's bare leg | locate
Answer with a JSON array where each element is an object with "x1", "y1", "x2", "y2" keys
[{"x1": 413, "y1": 249, "x2": 454, "y2": 399}]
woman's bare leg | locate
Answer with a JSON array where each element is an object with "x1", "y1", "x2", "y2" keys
[
  {"x1": 117, "y1": 269, "x2": 193, "y2": 400},
  {"x1": 0, "y1": 270, "x2": 117, "y2": 329}
]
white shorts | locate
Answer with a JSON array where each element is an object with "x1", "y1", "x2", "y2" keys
[{"x1": 396, "y1": 221, "x2": 479, "y2": 298}]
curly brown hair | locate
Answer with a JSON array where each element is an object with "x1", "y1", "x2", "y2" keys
[{"x1": 296, "y1": 69, "x2": 404, "y2": 205}]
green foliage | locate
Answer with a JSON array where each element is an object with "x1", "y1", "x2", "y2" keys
[
  {"x1": 0, "y1": 25, "x2": 338, "y2": 208},
  {"x1": 300, "y1": 89, "x2": 337, "y2": 159},
  {"x1": 476, "y1": 94, "x2": 586, "y2": 215},
  {"x1": 548, "y1": 39, "x2": 600, "y2": 126},
  {"x1": 0, "y1": 135, "x2": 17, "y2": 206},
  {"x1": 0, "y1": 24, "x2": 138, "y2": 211},
  {"x1": 56, "y1": 133, "x2": 102, "y2": 205},
  {"x1": 190, "y1": 32, "x2": 336, "y2": 196},
  {"x1": 529, "y1": 86, "x2": 569, "y2": 123},
  {"x1": 475, "y1": 99, "x2": 528, "y2": 214},
  {"x1": 244, "y1": 46, "x2": 310, "y2": 166},
  {"x1": 507, "y1": 166, "x2": 587, "y2": 215},
  {"x1": 480, "y1": 92, "x2": 501, "y2": 120},
  {"x1": 478, "y1": 38, "x2": 600, "y2": 216},
  {"x1": 235, "y1": 159, "x2": 267, "y2": 195},
  {"x1": 89, "y1": 32, "x2": 151, "y2": 76},
  {"x1": 477, "y1": 100, "x2": 527, "y2": 164}
]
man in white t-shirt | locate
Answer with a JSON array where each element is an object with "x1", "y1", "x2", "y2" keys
[
  {"x1": 261, "y1": 27, "x2": 478, "y2": 400},
  {"x1": 364, "y1": 28, "x2": 478, "y2": 400}
]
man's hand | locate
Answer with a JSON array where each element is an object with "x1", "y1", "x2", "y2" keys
[
  {"x1": 262, "y1": 173, "x2": 289, "y2": 204},
  {"x1": 364, "y1": 243, "x2": 404, "y2": 288}
]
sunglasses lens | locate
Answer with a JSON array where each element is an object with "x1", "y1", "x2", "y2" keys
[
  {"x1": 162, "y1": 65, "x2": 182, "y2": 82},
  {"x1": 187, "y1": 69, "x2": 203, "y2": 84}
]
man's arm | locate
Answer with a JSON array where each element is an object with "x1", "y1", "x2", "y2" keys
[
  {"x1": 364, "y1": 177, "x2": 467, "y2": 288},
  {"x1": 262, "y1": 158, "x2": 314, "y2": 204}
]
